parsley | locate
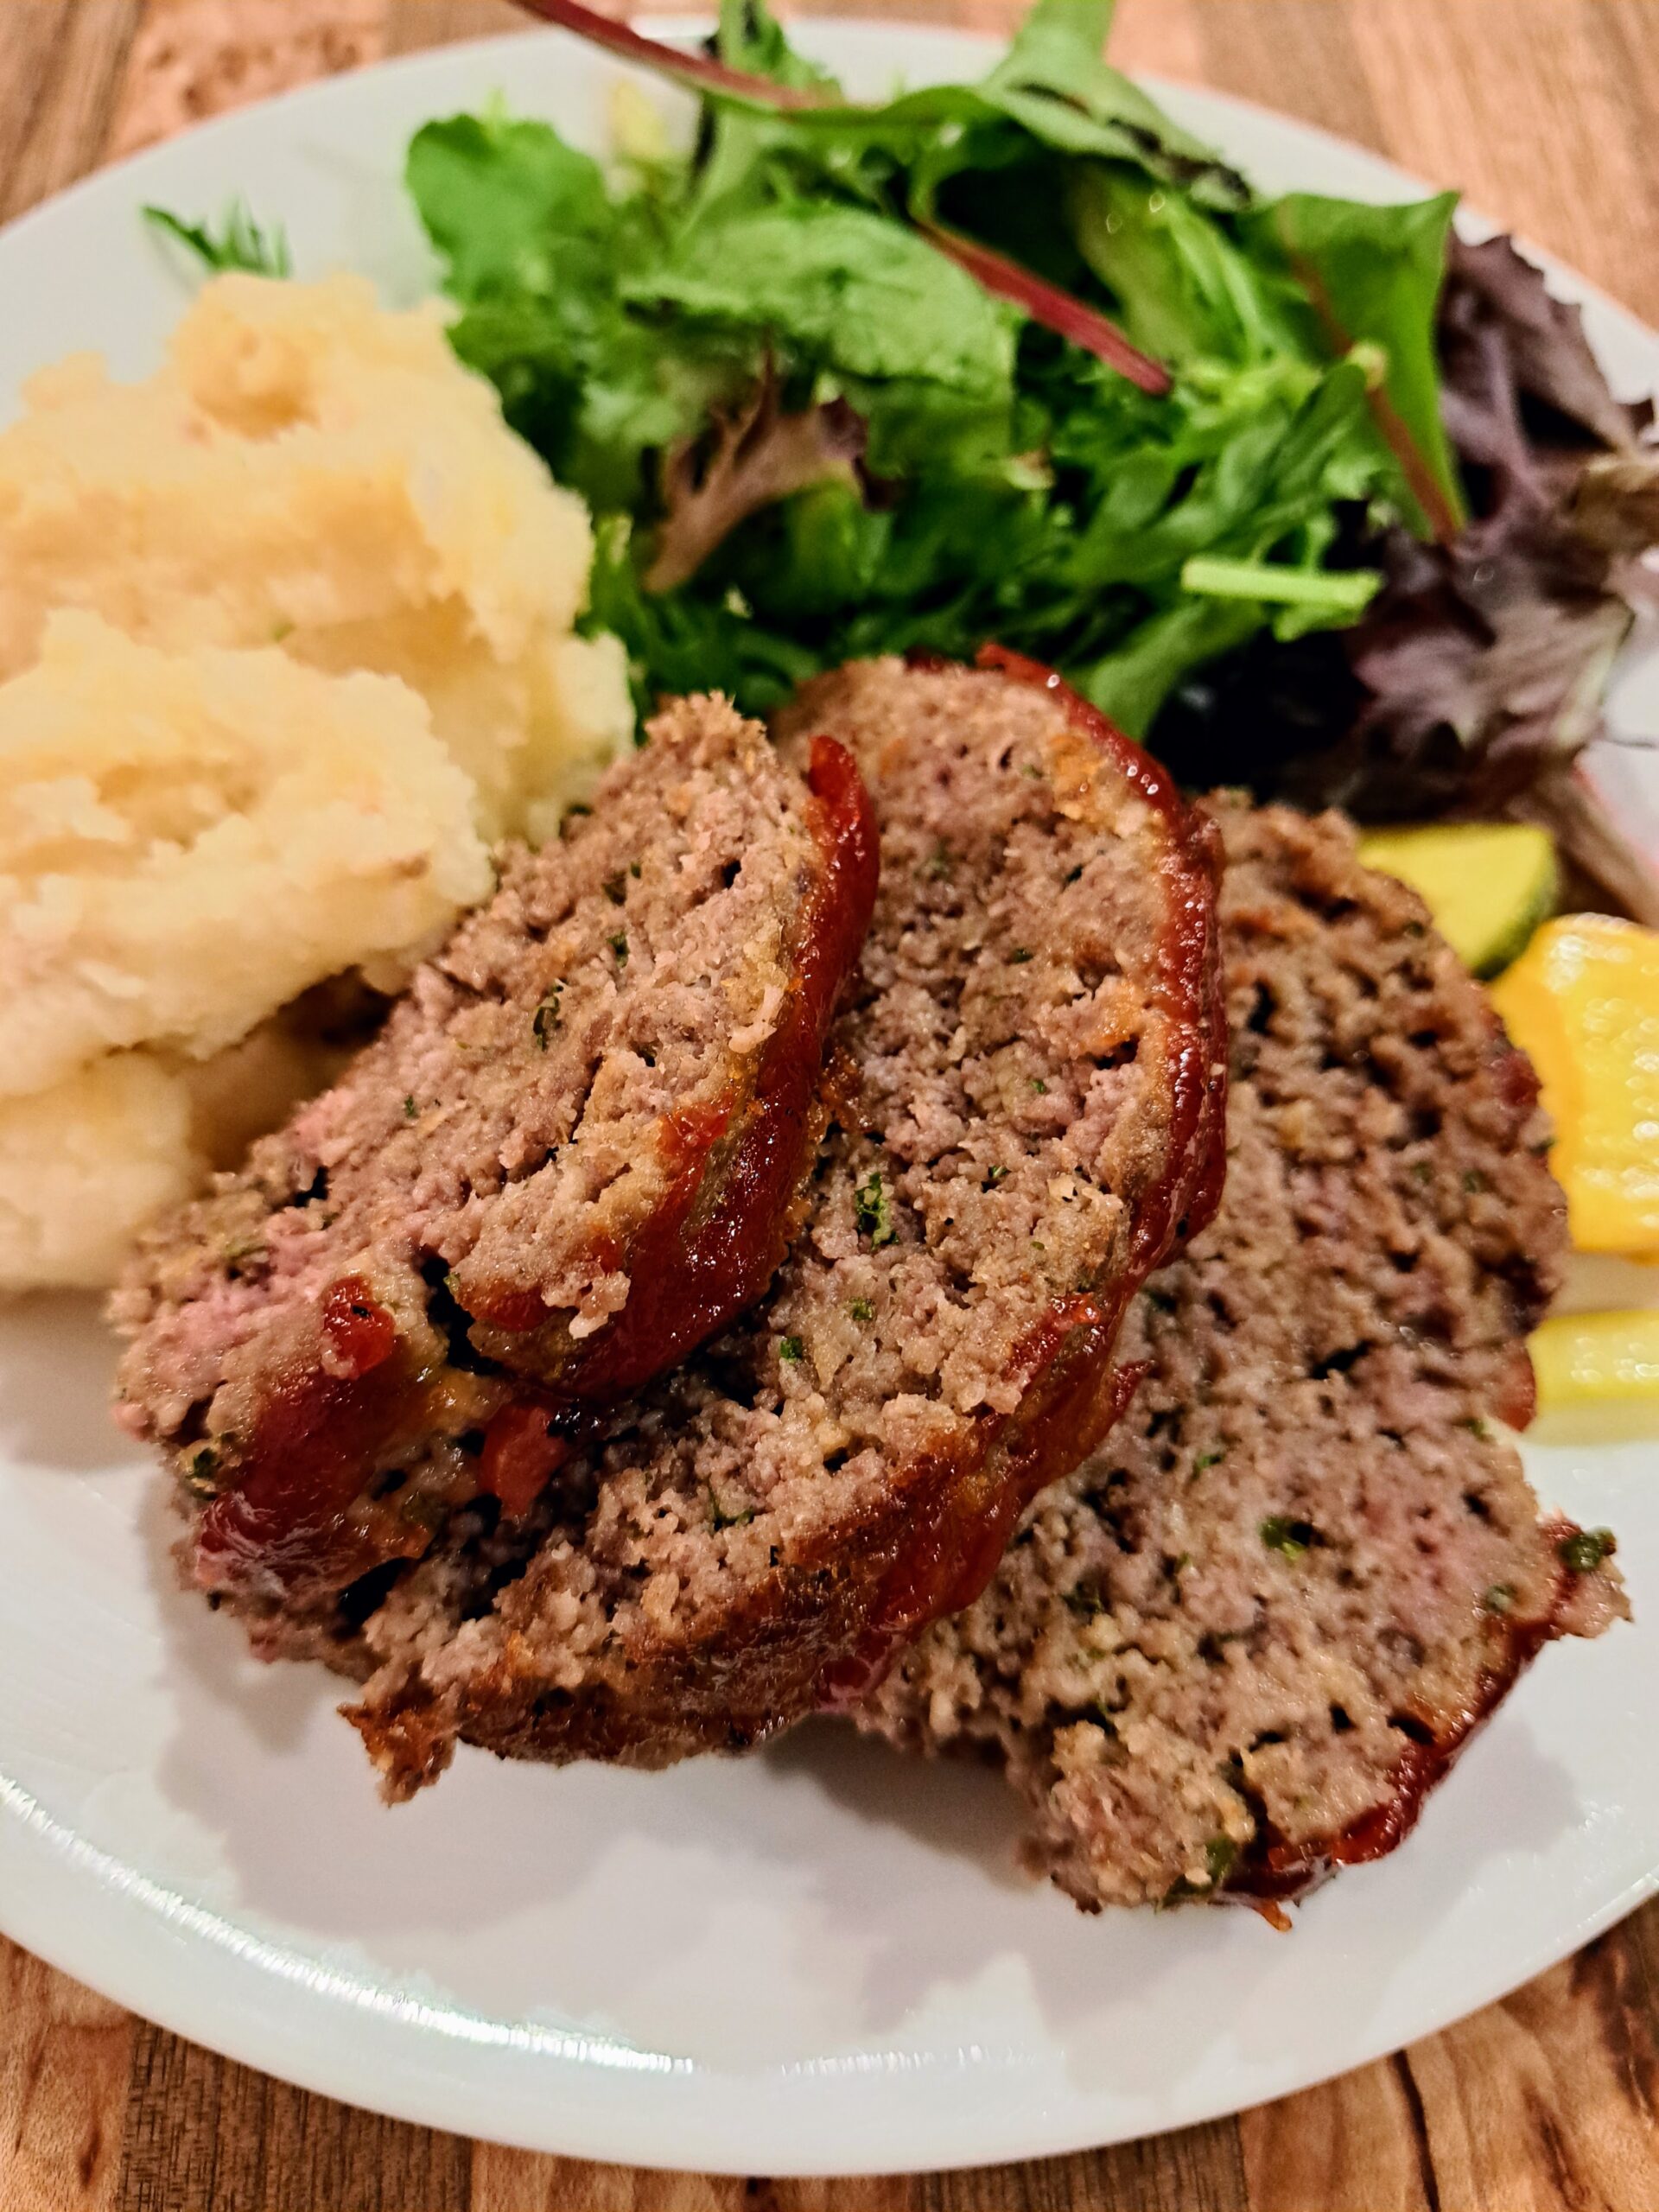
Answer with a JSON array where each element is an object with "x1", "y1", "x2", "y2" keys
[
  {"x1": 1261, "y1": 1516, "x2": 1316, "y2": 1559},
  {"x1": 630, "y1": 860, "x2": 642, "y2": 878},
  {"x1": 855, "y1": 1171, "x2": 895, "y2": 1246},
  {"x1": 1160, "y1": 1834, "x2": 1237, "y2": 1907},
  {"x1": 985, "y1": 1164, "x2": 1009, "y2": 1185},
  {"x1": 403, "y1": 1096, "x2": 418, "y2": 1120},
  {"x1": 710, "y1": 1497, "x2": 757, "y2": 1532},
  {"x1": 182, "y1": 1445, "x2": 219, "y2": 1497},
  {"x1": 144, "y1": 198, "x2": 291, "y2": 276},
  {"x1": 1411, "y1": 1160, "x2": 1433, "y2": 1184},
  {"x1": 1009, "y1": 947, "x2": 1034, "y2": 964},
  {"x1": 1482, "y1": 1584, "x2": 1516, "y2": 1615},
  {"x1": 926, "y1": 846, "x2": 953, "y2": 880},
  {"x1": 849, "y1": 1298, "x2": 874, "y2": 1323},
  {"x1": 603, "y1": 872, "x2": 627, "y2": 905},
  {"x1": 1463, "y1": 1169, "x2": 1489, "y2": 1194},
  {"x1": 1559, "y1": 1527, "x2": 1616, "y2": 1574},
  {"x1": 1193, "y1": 1447, "x2": 1225, "y2": 1473},
  {"x1": 779, "y1": 1334, "x2": 805, "y2": 1363},
  {"x1": 532, "y1": 983, "x2": 564, "y2": 1046},
  {"x1": 1030, "y1": 1077, "x2": 1049, "y2": 1094},
  {"x1": 608, "y1": 931, "x2": 628, "y2": 963}
]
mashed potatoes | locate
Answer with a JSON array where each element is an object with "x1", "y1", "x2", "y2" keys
[
  {"x1": 0, "y1": 271, "x2": 632, "y2": 842},
  {"x1": 0, "y1": 273, "x2": 636, "y2": 1289},
  {"x1": 0, "y1": 613, "x2": 493, "y2": 1096},
  {"x1": 0, "y1": 1056, "x2": 201, "y2": 1292}
]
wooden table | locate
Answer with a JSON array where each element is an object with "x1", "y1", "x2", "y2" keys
[{"x1": 2, "y1": 3, "x2": 1656, "y2": 2207}]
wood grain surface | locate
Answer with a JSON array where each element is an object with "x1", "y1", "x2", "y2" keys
[{"x1": 2, "y1": 3, "x2": 1656, "y2": 2208}]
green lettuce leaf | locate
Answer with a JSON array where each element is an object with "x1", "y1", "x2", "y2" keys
[
  {"x1": 1240, "y1": 190, "x2": 1465, "y2": 533},
  {"x1": 626, "y1": 201, "x2": 1017, "y2": 397}
]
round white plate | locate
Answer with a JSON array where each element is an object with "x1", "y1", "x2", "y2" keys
[{"x1": 1, "y1": 17, "x2": 1655, "y2": 2179}]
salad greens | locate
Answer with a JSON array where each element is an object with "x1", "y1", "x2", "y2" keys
[
  {"x1": 144, "y1": 198, "x2": 291, "y2": 277},
  {"x1": 404, "y1": 0, "x2": 1463, "y2": 732},
  {"x1": 149, "y1": 0, "x2": 1657, "y2": 899}
]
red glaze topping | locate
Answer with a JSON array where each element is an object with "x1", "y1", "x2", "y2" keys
[
  {"x1": 1229, "y1": 1518, "x2": 1592, "y2": 1905},
  {"x1": 467, "y1": 734, "x2": 879, "y2": 1406},
  {"x1": 479, "y1": 1402, "x2": 573, "y2": 1519},
  {"x1": 321, "y1": 1275, "x2": 398, "y2": 1377},
  {"x1": 194, "y1": 1278, "x2": 430, "y2": 1598},
  {"x1": 194, "y1": 741, "x2": 879, "y2": 1593},
  {"x1": 820, "y1": 649, "x2": 1228, "y2": 1705}
]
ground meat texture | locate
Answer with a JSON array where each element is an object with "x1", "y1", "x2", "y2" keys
[
  {"x1": 856, "y1": 799, "x2": 1628, "y2": 1911},
  {"x1": 111, "y1": 695, "x2": 877, "y2": 1602},
  {"x1": 338, "y1": 651, "x2": 1228, "y2": 1792}
]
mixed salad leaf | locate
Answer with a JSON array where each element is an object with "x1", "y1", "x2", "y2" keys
[
  {"x1": 1157, "y1": 232, "x2": 1659, "y2": 912},
  {"x1": 154, "y1": 0, "x2": 1657, "y2": 898},
  {"x1": 405, "y1": 0, "x2": 1470, "y2": 734}
]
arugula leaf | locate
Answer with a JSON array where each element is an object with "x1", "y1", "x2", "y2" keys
[
  {"x1": 981, "y1": 0, "x2": 1249, "y2": 207},
  {"x1": 627, "y1": 201, "x2": 1017, "y2": 398},
  {"x1": 403, "y1": 3, "x2": 1459, "y2": 744},
  {"x1": 407, "y1": 114, "x2": 616, "y2": 302},
  {"x1": 144, "y1": 200, "x2": 290, "y2": 277},
  {"x1": 1240, "y1": 191, "x2": 1465, "y2": 537},
  {"x1": 1069, "y1": 166, "x2": 1299, "y2": 366},
  {"x1": 715, "y1": 0, "x2": 840, "y2": 92}
]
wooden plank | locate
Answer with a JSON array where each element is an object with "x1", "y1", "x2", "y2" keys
[
  {"x1": 0, "y1": 1936, "x2": 131, "y2": 2212},
  {"x1": 472, "y1": 2151, "x2": 755, "y2": 2209},
  {"x1": 920, "y1": 2120, "x2": 1251, "y2": 2212},
  {"x1": 114, "y1": 2021, "x2": 471, "y2": 2212},
  {"x1": 1346, "y1": 0, "x2": 1659, "y2": 325},
  {"x1": 1395, "y1": 1903, "x2": 1659, "y2": 2212},
  {"x1": 1193, "y1": 0, "x2": 1388, "y2": 155},
  {"x1": 105, "y1": 0, "x2": 386, "y2": 161},
  {"x1": 1240, "y1": 2050, "x2": 1436, "y2": 2212},
  {"x1": 0, "y1": 0, "x2": 143, "y2": 224}
]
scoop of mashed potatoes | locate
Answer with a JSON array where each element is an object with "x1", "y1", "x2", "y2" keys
[
  {"x1": 0, "y1": 1014, "x2": 361, "y2": 1293},
  {"x1": 0, "y1": 272, "x2": 636, "y2": 1291},
  {"x1": 0, "y1": 1055, "x2": 203, "y2": 1292},
  {"x1": 0, "y1": 270, "x2": 633, "y2": 842},
  {"x1": 0, "y1": 612, "x2": 493, "y2": 1099}
]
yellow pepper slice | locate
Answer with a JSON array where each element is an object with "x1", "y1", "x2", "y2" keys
[
  {"x1": 1530, "y1": 1309, "x2": 1659, "y2": 1438},
  {"x1": 1490, "y1": 914, "x2": 1659, "y2": 1253}
]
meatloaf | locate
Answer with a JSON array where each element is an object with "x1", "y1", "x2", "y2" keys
[
  {"x1": 113, "y1": 694, "x2": 876, "y2": 1602},
  {"x1": 857, "y1": 798, "x2": 1628, "y2": 1910},
  {"x1": 337, "y1": 650, "x2": 1228, "y2": 1793}
]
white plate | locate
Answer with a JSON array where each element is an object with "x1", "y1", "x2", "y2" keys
[{"x1": 1, "y1": 17, "x2": 1656, "y2": 2178}]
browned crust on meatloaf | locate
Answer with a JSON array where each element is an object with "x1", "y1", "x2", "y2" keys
[
  {"x1": 111, "y1": 697, "x2": 875, "y2": 1604},
  {"x1": 855, "y1": 798, "x2": 1627, "y2": 1910},
  {"x1": 337, "y1": 653, "x2": 1227, "y2": 1790}
]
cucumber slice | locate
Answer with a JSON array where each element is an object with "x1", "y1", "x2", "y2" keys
[{"x1": 1356, "y1": 823, "x2": 1558, "y2": 977}]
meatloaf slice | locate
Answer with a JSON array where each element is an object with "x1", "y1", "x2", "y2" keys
[
  {"x1": 857, "y1": 798, "x2": 1628, "y2": 1911},
  {"x1": 339, "y1": 650, "x2": 1227, "y2": 1791},
  {"x1": 112, "y1": 695, "x2": 877, "y2": 1602}
]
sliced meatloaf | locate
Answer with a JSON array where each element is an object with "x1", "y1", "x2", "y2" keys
[
  {"x1": 112, "y1": 696, "x2": 877, "y2": 1602},
  {"x1": 339, "y1": 650, "x2": 1228, "y2": 1792},
  {"x1": 857, "y1": 798, "x2": 1628, "y2": 1911}
]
